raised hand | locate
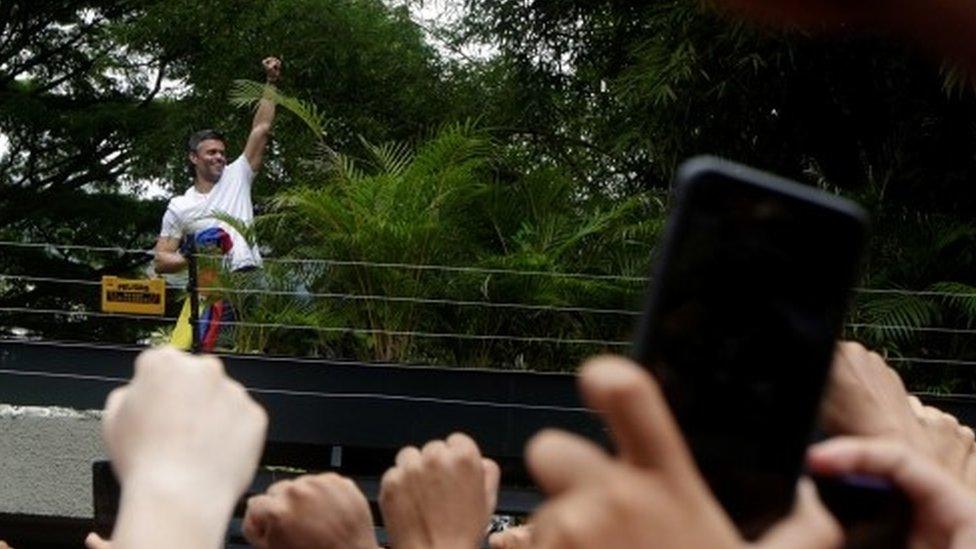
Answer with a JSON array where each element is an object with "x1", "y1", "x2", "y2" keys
[
  {"x1": 244, "y1": 472, "x2": 378, "y2": 549},
  {"x1": 104, "y1": 347, "x2": 267, "y2": 549},
  {"x1": 379, "y1": 433, "x2": 500, "y2": 549},
  {"x1": 525, "y1": 355, "x2": 841, "y2": 549},
  {"x1": 263, "y1": 56, "x2": 282, "y2": 84}
]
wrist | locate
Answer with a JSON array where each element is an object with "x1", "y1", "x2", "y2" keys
[{"x1": 113, "y1": 472, "x2": 237, "y2": 548}]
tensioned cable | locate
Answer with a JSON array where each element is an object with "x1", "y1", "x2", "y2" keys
[
  {"x1": 195, "y1": 285, "x2": 642, "y2": 316},
  {"x1": 0, "y1": 274, "x2": 639, "y2": 316},
  {"x1": 0, "y1": 274, "x2": 183, "y2": 290},
  {"x1": 0, "y1": 240, "x2": 646, "y2": 283},
  {"x1": 0, "y1": 367, "x2": 591, "y2": 413},
  {"x1": 853, "y1": 288, "x2": 976, "y2": 299},
  {"x1": 0, "y1": 307, "x2": 178, "y2": 323},
  {"x1": 0, "y1": 338, "x2": 976, "y2": 372},
  {"x1": 0, "y1": 307, "x2": 630, "y2": 347},
  {"x1": 0, "y1": 355, "x2": 970, "y2": 407},
  {"x1": 0, "y1": 240, "x2": 152, "y2": 256},
  {"x1": 3, "y1": 240, "x2": 976, "y2": 297},
  {"x1": 1, "y1": 274, "x2": 640, "y2": 315},
  {"x1": 7, "y1": 274, "x2": 976, "y2": 320},
  {"x1": 845, "y1": 324, "x2": 976, "y2": 335},
  {"x1": 913, "y1": 391, "x2": 976, "y2": 399},
  {"x1": 886, "y1": 357, "x2": 976, "y2": 367},
  {"x1": 228, "y1": 255, "x2": 649, "y2": 283},
  {"x1": 187, "y1": 318, "x2": 632, "y2": 347},
  {"x1": 0, "y1": 338, "x2": 579, "y2": 375},
  {"x1": 3, "y1": 306, "x2": 976, "y2": 340}
]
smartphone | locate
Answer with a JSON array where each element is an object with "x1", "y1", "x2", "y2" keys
[{"x1": 632, "y1": 156, "x2": 868, "y2": 538}]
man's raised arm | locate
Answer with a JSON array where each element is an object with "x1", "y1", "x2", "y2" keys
[{"x1": 243, "y1": 56, "x2": 281, "y2": 173}]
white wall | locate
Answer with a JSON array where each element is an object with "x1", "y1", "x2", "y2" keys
[{"x1": 0, "y1": 406, "x2": 105, "y2": 518}]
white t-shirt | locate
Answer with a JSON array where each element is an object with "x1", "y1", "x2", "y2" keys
[{"x1": 159, "y1": 155, "x2": 262, "y2": 271}]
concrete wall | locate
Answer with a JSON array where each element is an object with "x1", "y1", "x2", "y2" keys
[{"x1": 0, "y1": 406, "x2": 105, "y2": 518}]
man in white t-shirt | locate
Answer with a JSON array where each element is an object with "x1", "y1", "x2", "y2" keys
[{"x1": 153, "y1": 57, "x2": 282, "y2": 274}]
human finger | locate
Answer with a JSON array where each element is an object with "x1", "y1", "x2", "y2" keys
[
  {"x1": 242, "y1": 494, "x2": 285, "y2": 547},
  {"x1": 102, "y1": 386, "x2": 127, "y2": 424},
  {"x1": 807, "y1": 437, "x2": 951, "y2": 505},
  {"x1": 907, "y1": 395, "x2": 925, "y2": 416},
  {"x1": 482, "y1": 458, "x2": 501, "y2": 511},
  {"x1": 84, "y1": 532, "x2": 112, "y2": 549},
  {"x1": 525, "y1": 429, "x2": 614, "y2": 495},
  {"x1": 530, "y1": 490, "x2": 601, "y2": 549},
  {"x1": 395, "y1": 445, "x2": 421, "y2": 468},
  {"x1": 265, "y1": 478, "x2": 293, "y2": 497},
  {"x1": 578, "y1": 355, "x2": 695, "y2": 473}
]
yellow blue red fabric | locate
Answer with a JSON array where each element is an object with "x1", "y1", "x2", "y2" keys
[{"x1": 169, "y1": 227, "x2": 235, "y2": 351}]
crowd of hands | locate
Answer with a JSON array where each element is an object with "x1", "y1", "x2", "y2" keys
[
  {"x1": 83, "y1": 2, "x2": 976, "y2": 547},
  {"x1": 31, "y1": 340, "x2": 973, "y2": 549},
  {"x1": 0, "y1": 1, "x2": 970, "y2": 548}
]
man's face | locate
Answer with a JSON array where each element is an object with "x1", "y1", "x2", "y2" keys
[{"x1": 189, "y1": 139, "x2": 227, "y2": 183}]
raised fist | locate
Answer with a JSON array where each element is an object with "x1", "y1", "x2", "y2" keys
[{"x1": 263, "y1": 56, "x2": 282, "y2": 84}]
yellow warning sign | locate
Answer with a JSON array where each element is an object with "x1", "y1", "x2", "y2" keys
[{"x1": 101, "y1": 276, "x2": 166, "y2": 316}]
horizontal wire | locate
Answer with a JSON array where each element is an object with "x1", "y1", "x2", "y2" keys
[
  {"x1": 1, "y1": 366, "x2": 970, "y2": 411},
  {"x1": 0, "y1": 307, "x2": 630, "y2": 346},
  {"x1": 196, "y1": 285, "x2": 642, "y2": 316},
  {"x1": 845, "y1": 323, "x2": 976, "y2": 335},
  {"x1": 913, "y1": 391, "x2": 976, "y2": 399},
  {"x1": 7, "y1": 274, "x2": 976, "y2": 321},
  {"x1": 0, "y1": 368, "x2": 591, "y2": 413},
  {"x1": 201, "y1": 254, "x2": 650, "y2": 283},
  {"x1": 3, "y1": 305, "x2": 976, "y2": 341},
  {"x1": 192, "y1": 318, "x2": 632, "y2": 347},
  {"x1": 0, "y1": 307, "x2": 178, "y2": 323},
  {"x1": 0, "y1": 240, "x2": 153, "y2": 256},
  {"x1": 886, "y1": 357, "x2": 976, "y2": 367},
  {"x1": 0, "y1": 338, "x2": 581, "y2": 376},
  {"x1": 853, "y1": 288, "x2": 976, "y2": 299},
  {"x1": 0, "y1": 343, "x2": 971, "y2": 403},
  {"x1": 1, "y1": 274, "x2": 639, "y2": 315},
  {"x1": 0, "y1": 240, "x2": 646, "y2": 282},
  {"x1": 2, "y1": 240, "x2": 976, "y2": 298},
  {"x1": 0, "y1": 274, "x2": 183, "y2": 290}
]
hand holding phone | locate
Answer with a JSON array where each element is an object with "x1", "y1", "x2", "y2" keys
[{"x1": 633, "y1": 156, "x2": 868, "y2": 537}]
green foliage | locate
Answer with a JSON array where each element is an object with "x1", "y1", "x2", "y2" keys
[
  {"x1": 229, "y1": 80, "x2": 329, "y2": 142},
  {"x1": 3, "y1": 0, "x2": 976, "y2": 391},
  {"x1": 203, "y1": 97, "x2": 661, "y2": 367}
]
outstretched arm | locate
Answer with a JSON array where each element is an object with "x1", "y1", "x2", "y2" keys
[{"x1": 243, "y1": 57, "x2": 281, "y2": 173}]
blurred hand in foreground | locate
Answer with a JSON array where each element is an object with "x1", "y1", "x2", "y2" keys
[
  {"x1": 104, "y1": 347, "x2": 267, "y2": 549},
  {"x1": 379, "y1": 432, "x2": 500, "y2": 549},
  {"x1": 244, "y1": 472, "x2": 378, "y2": 549},
  {"x1": 823, "y1": 341, "x2": 976, "y2": 491},
  {"x1": 488, "y1": 525, "x2": 533, "y2": 549},
  {"x1": 525, "y1": 355, "x2": 842, "y2": 549},
  {"x1": 809, "y1": 437, "x2": 976, "y2": 549}
]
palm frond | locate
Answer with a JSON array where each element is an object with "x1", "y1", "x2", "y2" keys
[
  {"x1": 854, "y1": 293, "x2": 941, "y2": 344},
  {"x1": 940, "y1": 62, "x2": 976, "y2": 98},
  {"x1": 359, "y1": 136, "x2": 415, "y2": 176},
  {"x1": 929, "y1": 281, "x2": 976, "y2": 325},
  {"x1": 229, "y1": 79, "x2": 331, "y2": 143},
  {"x1": 208, "y1": 210, "x2": 257, "y2": 247}
]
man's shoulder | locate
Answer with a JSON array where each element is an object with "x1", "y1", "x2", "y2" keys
[
  {"x1": 220, "y1": 155, "x2": 254, "y2": 183},
  {"x1": 167, "y1": 187, "x2": 197, "y2": 212}
]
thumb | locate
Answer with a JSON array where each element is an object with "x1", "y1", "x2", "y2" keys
[
  {"x1": 753, "y1": 478, "x2": 842, "y2": 549},
  {"x1": 85, "y1": 532, "x2": 112, "y2": 549}
]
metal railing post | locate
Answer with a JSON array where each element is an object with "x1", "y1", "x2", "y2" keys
[{"x1": 187, "y1": 239, "x2": 201, "y2": 353}]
